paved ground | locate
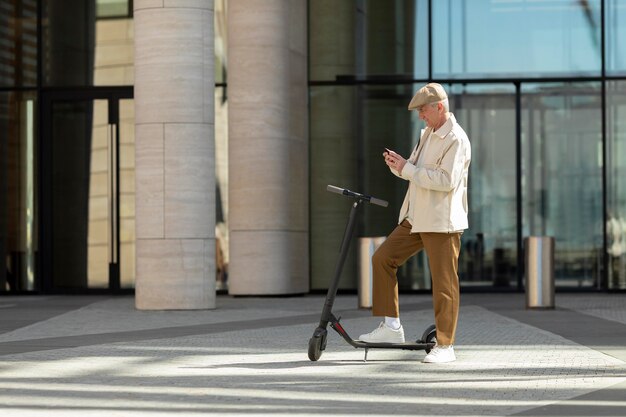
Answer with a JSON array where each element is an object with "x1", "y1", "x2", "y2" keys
[{"x1": 0, "y1": 293, "x2": 624, "y2": 416}]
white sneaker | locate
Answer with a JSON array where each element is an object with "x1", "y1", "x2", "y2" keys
[
  {"x1": 423, "y1": 345, "x2": 456, "y2": 363},
  {"x1": 358, "y1": 322, "x2": 405, "y2": 344}
]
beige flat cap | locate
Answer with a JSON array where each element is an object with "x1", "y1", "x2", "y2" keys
[{"x1": 407, "y1": 83, "x2": 448, "y2": 110}]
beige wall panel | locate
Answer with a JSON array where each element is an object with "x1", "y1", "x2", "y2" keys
[
  {"x1": 135, "y1": 124, "x2": 164, "y2": 239},
  {"x1": 136, "y1": 238, "x2": 215, "y2": 309},
  {"x1": 164, "y1": 123, "x2": 215, "y2": 239},
  {"x1": 96, "y1": 44, "x2": 134, "y2": 67},
  {"x1": 88, "y1": 194, "x2": 108, "y2": 220},
  {"x1": 95, "y1": 68, "x2": 133, "y2": 86},
  {"x1": 228, "y1": 231, "x2": 308, "y2": 295},
  {"x1": 97, "y1": 19, "x2": 133, "y2": 42},
  {"x1": 120, "y1": 170, "x2": 135, "y2": 193}
]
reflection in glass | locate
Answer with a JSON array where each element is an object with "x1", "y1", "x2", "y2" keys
[
  {"x1": 607, "y1": 81, "x2": 626, "y2": 289},
  {"x1": 607, "y1": 0, "x2": 626, "y2": 75},
  {"x1": 96, "y1": 0, "x2": 130, "y2": 18},
  {"x1": 215, "y1": 86, "x2": 229, "y2": 291},
  {"x1": 215, "y1": 0, "x2": 228, "y2": 85},
  {"x1": 451, "y1": 84, "x2": 517, "y2": 287},
  {"x1": 433, "y1": 0, "x2": 602, "y2": 78},
  {"x1": 311, "y1": 83, "x2": 521, "y2": 290},
  {"x1": 360, "y1": 84, "x2": 430, "y2": 290},
  {"x1": 0, "y1": 92, "x2": 38, "y2": 292},
  {"x1": 43, "y1": 1, "x2": 96, "y2": 86},
  {"x1": 50, "y1": 98, "x2": 134, "y2": 290},
  {"x1": 51, "y1": 100, "x2": 105, "y2": 288},
  {"x1": 359, "y1": 0, "x2": 426, "y2": 79},
  {"x1": 43, "y1": 0, "x2": 134, "y2": 86},
  {"x1": 522, "y1": 83, "x2": 602, "y2": 288},
  {"x1": 0, "y1": 0, "x2": 38, "y2": 87},
  {"x1": 309, "y1": 0, "x2": 428, "y2": 81},
  {"x1": 310, "y1": 86, "x2": 358, "y2": 290},
  {"x1": 309, "y1": 1, "x2": 356, "y2": 82},
  {"x1": 94, "y1": 17, "x2": 134, "y2": 86}
]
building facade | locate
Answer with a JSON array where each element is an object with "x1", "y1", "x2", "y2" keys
[{"x1": 0, "y1": 0, "x2": 624, "y2": 301}]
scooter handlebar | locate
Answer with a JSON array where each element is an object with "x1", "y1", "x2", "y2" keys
[{"x1": 326, "y1": 185, "x2": 389, "y2": 207}]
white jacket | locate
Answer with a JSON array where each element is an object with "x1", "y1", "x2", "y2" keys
[{"x1": 393, "y1": 113, "x2": 471, "y2": 233}]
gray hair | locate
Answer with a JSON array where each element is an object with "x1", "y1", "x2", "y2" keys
[{"x1": 431, "y1": 99, "x2": 449, "y2": 112}]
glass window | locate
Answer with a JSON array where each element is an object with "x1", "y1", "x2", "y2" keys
[
  {"x1": 360, "y1": 84, "x2": 431, "y2": 290},
  {"x1": 451, "y1": 84, "x2": 518, "y2": 288},
  {"x1": 309, "y1": 0, "x2": 428, "y2": 82},
  {"x1": 43, "y1": 0, "x2": 134, "y2": 86},
  {"x1": 0, "y1": 0, "x2": 38, "y2": 87},
  {"x1": 433, "y1": 0, "x2": 602, "y2": 79},
  {"x1": 607, "y1": 0, "x2": 626, "y2": 75},
  {"x1": 96, "y1": 0, "x2": 131, "y2": 19},
  {"x1": 215, "y1": 0, "x2": 228, "y2": 84},
  {"x1": 309, "y1": 85, "x2": 358, "y2": 290},
  {"x1": 309, "y1": 1, "x2": 357, "y2": 82},
  {"x1": 0, "y1": 91, "x2": 38, "y2": 292},
  {"x1": 607, "y1": 80, "x2": 626, "y2": 289},
  {"x1": 522, "y1": 82, "x2": 603, "y2": 288},
  {"x1": 311, "y1": 82, "x2": 519, "y2": 291},
  {"x1": 215, "y1": 85, "x2": 229, "y2": 291},
  {"x1": 360, "y1": 0, "x2": 428, "y2": 80}
]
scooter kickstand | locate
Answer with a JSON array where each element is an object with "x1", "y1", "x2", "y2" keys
[{"x1": 363, "y1": 348, "x2": 369, "y2": 362}]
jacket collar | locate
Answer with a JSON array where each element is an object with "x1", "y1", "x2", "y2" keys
[{"x1": 432, "y1": 113, "x2": 456, "y2": 139}]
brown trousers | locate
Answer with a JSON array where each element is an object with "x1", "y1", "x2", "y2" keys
[{"x1": 372, "y1": 220, "x2": 461, "y2": 345}]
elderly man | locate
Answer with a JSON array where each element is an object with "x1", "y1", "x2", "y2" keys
[{"x1": 358, "y1": 83, "x2": 471, "y2": 363}]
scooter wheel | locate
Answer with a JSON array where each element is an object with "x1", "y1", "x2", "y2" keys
[
  {"x1": 308, "y1": 335, "x2": 324, "y2": 361},
  {"x1": 308, "y1": 327, "x2": 328, "y2": 361},
  {"x1": 422, "y1": 324, "x2": 437, "y2": 354}
]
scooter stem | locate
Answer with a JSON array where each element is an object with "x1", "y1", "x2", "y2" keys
[{"x1": 318, "y1": 199, "x2": 362, "y2": 327}]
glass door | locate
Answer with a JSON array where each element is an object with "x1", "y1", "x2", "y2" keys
[{"x1": 41, "y1": 89, "x2": 134, "y2": 291}]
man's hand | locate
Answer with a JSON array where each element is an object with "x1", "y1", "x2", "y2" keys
[{"x1": 383, "y1": 149, "x2": 407, "y2": 173}]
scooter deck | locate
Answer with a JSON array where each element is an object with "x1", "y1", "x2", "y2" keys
[
  {"x1": 350, "y1": 340, "x2": 431, "y2": 350},
  {"x1": 331, "y1": 319, "x2": 434, "y2": 351}
]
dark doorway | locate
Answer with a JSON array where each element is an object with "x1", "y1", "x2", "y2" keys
[{"x1": 40, "y1": 88, "x2": 134, "y2": 292}]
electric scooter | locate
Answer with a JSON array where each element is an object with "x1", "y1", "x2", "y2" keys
[{"x1": 308, "y1": 185, "x2": 437, "y2": 362}]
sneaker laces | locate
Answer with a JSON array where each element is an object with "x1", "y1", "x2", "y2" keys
[
  {"x1": 430, "y1": 345, "x2": 451, "y2": 355},
  {"x1": 368, "y1": 322, "x2": 387, "y2": 336}
]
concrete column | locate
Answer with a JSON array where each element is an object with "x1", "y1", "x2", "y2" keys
[
  {"x1": 134, "y1": 0, "x2": 215, "y2": 309},
  {"x1": 228, "y1": 0, "x2": 308, "y2": 295}
]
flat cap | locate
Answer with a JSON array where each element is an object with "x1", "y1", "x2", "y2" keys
[{"x1": 407, "y1": 83, "x2": 448, "y2": 110}]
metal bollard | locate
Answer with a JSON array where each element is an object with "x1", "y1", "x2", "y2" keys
[
  {"x1": 358, "y1": 237, "x2": 386, "y2": 309},
  {"x1": 525, "y1": 236, "x2": 555, "y2": 309}
]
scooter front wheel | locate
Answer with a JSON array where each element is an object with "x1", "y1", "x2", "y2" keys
[
  {"x1": 308, "y1": 328, "x2": 327, "y2": 361},
  {"x1": 421, "y1": 324, "x2": 437, "y2": 354}
]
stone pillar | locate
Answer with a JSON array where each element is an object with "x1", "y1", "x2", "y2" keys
[
  {"x1": 228, "y1": 0, "x2": 308, "y2": 295},
  {"x1": 134, "y1": 0, "x2": 215, "y2": 309}
]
